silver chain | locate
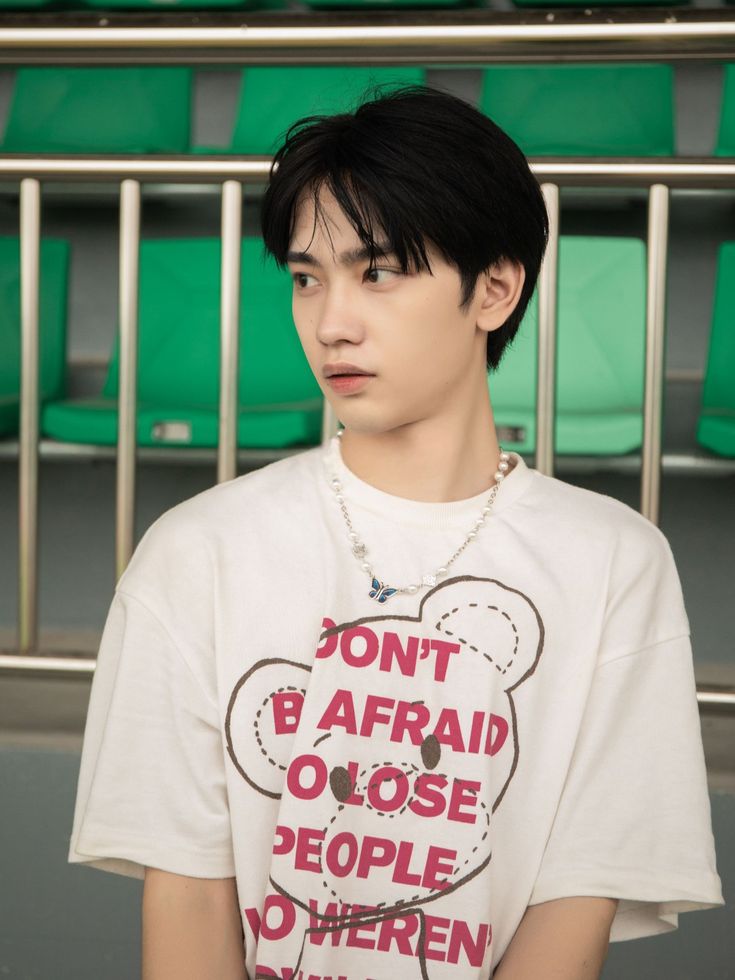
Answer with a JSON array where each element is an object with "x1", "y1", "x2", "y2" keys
[{"x1": 327, "y1": 429, "x2": 512, "y2": 598}]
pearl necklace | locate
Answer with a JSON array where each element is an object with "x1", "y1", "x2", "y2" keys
[{"x1": 327, "y1": 429, "x2": 512, "y2": 603}]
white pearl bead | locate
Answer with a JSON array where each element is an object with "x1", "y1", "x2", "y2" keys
[
  {"x1": 407, "y1": 585, "x2": 418, "y2": 594},
  {"x1": 498, "y1": 460, "x2": 509, "y2": 472},
  {"x1": 348, "y1": 531, "x2": 358, "y2": 541},
  {"x1": 335, "y1": 494, "x2": 344, "y2": 503},
  {"x1": 361, "y1": 562, "x2": 371, "y2": 572},
  {"x1": 437, "y1": 566, "x2": 448, "y2": 575},
  {"x1": 468, "y1": 530, "x2": 477, "y2": 539},
  {"x1": 475, "y1": 518, "x2": 484, "y2": 527},
  {"x1": 482, "y1": 507, "x2": 492, "y2": 515},
  {"x1": 494, "y1": 471, "x2": 503, "y2": 482}
]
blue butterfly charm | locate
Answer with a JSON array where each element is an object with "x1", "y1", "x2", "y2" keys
[{"x1": 369, "y1": 577, "x2": 398, "y2": 603}]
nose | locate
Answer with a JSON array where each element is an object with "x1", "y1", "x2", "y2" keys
[{"x1": 314, "y1": 279, "x2": 365, "y2": 347}]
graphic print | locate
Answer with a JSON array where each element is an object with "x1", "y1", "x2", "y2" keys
[{"x1": 225, "y1": 575, "x2": 545, "y2": 980}]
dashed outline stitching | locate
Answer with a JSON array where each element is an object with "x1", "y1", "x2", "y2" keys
[
  {"x1": 436, "y1": 603, "x2": 520, "y2": 675},
  {"x1": 253, "y1": 684, "x2": 305, "y2": 770}
]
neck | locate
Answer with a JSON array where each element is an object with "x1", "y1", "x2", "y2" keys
[{"x1": 338, "y1": 409, "x2": 508, "y2": 504}]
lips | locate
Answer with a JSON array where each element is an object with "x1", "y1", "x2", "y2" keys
[
  {"x1": 326, "y1": 374, "x2": 374, "y2": 394},
  {"x1": 323, "y1": 362, "x2": 374, "y2": 379}
]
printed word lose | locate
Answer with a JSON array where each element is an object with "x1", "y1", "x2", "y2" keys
[{"x1": 287, "y1": 753, "x2": 482, "y2": 824}]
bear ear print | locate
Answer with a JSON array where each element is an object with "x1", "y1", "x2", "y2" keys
[
  {"x1": 329, "y1": 765, "x2": 354, "y2": 803},
  {"x1": 225, "y1": 659, "x2": 312, "y2": 797},
  {"x1": 424, "y1": 577, "x2": 544, "y2": 691},
  {"x1": 421, "y1": 733, "x2": 442, "y2": 770}
]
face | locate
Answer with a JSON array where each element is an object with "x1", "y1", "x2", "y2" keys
[{"x1": 286, "y1": 185, "x2": 520, "y2": 438}]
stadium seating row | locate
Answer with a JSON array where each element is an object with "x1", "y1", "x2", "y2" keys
[
  {"x1": 0, "y1": 0, "x2": 702, "y2": 10},
  {"x1": 2, "y1": 63, "x2": 735, "y2": 157},
  {"x1": 0, "y1": 234, "x2": 731, "y2": 457}
]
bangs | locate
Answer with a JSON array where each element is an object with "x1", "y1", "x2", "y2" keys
[{"x1": 300, "y1": 169, "x2": 434, "y2": 278}]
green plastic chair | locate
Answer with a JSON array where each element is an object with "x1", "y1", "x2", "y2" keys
[
  {"x1": 489, "y1": 236, "x2": 647, "y2": 455},
  {"x1": 714, "y1": 64, "x2": 735, "y2": 156},
  {"x1": 479, "y1": 64, "x2": 675, "y2": 156},
  {"x1": 41, "y1": 238, "x2": 323, "y2": 449},
  {"x1": 696, "y1": 242, "x2": 735, "y2": 457},
  {"x1": 303, "y1": 0, "x2": 475, "y2": 7},
  {"x1": 81, "y1": 0, "x2": 247, "y2": 6},
  {"x1": 80, "y1": 0, "x2": 284, "y2": 6},
  {"x1": 1, "y1": 68, "x2": 192, "y2": 154},
  {"x1": 0, "y1": 237, "x2": 69, "y2": 438},
  {"x1": 511, "y1": 0, "x2": 687, "y2": 6},
  {"x1": 194, "y1": 66, "x2": 425, "y2": 155}
]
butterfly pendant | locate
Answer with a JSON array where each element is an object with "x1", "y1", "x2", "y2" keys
[{"x1": 369, "y1": 577, "x2": 398, "y2": 603}]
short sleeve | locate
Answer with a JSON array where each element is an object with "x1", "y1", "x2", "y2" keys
[
  {"x1": 528, "y1": 631, "x2": 725, "y2": 940},
  {"x1": 68, "y1": 588, "x2": 235, "y2": 880}
]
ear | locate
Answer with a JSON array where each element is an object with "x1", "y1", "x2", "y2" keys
[{"x1": 475, "y1": 258, "x2": 526, "y2": 334}]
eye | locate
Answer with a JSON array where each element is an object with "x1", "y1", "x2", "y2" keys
[
  {"x1": 292, "y1": 271, "x2": 317, "y2": 290},
  {"x1": 364, "y1": 267, "x2": 399, "y2": 285}
]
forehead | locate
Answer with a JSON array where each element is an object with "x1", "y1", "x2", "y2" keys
[{"x1": 289, "y1": 185, "x2": 365, "y2": 251}]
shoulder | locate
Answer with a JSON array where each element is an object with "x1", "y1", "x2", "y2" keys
[
  {"x1": 524, "y1": 466, "x2": 674, "y2": 569},
  {"x1": 117, "y1": 445, "x2": 323, "y2": 594}
]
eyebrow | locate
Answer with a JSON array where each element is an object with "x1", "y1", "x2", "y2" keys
[{"x1": 286, "y1": 242, "x2": 395, "y2": 268}]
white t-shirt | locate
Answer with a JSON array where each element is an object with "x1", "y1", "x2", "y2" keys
[{"x1": 68, "y1": 435, "x2": 724, "y2": 978}]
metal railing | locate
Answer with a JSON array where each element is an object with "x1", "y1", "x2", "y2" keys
[
  {"x1": 0, "y1": 11, "x2": 732, "y2": 716},
  {"x1": 2, "y1": 7, "x2": 735, "y2": 65}
]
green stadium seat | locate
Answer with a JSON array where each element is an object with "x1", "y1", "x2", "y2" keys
[
  {"x1": 41, "y1": 238, "x2": 323, "y2": 449},
  {"x1": 479, "y1": 64, "x2": 675, "y2": 156},
  {"x1": 0, "y1": 237, "x2": 69, "y2": 438},
  {"x1": 193, "y1": 66, "x2": 426, "y2": 155},
  {"x1": 0, "y1": 68, "x2": 192, "y2": 154},
  {"x1": 696, "y1": 242, "x2": 735, "y2": 457},
  {"x1": 511, "y1": 0, "x2": 687, "y2": 6},
  {"x1": 302, "y1": 0, "x2": 475, "y2": 7},
  {"x1": 714, "y1": 64, "x2": 735, "y2": 156},
  {"x1": 489, "y1": 236, "x2": 646, "y2": 455},
  {"x1": 81, "y1": 0, "x2": 246, "y2": 6}
]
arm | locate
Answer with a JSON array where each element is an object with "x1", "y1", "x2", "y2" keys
[
  {"x1": 142, "y1": 867, "x2": 248, "y2": 980},
  {"x1": 493, "y1": 896, "x2": 619, "y2": 980}
]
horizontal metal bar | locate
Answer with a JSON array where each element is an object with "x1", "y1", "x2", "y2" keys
[
  {"x1": 0, "y1": 654, "x2": 96, "y2": 677},
  {"x1": 1, "y1": 9, "x2": 735, "y2": 64},
  {"x1": 699, "y1": 688, "x2": 735, "y2": 710},
  {"x1": 4, "y1": 653, "x2": 733, "y2": 714},
  {"x1": 0, "y1": 442, "x2": 732, "y2": 476},
  {"x1": 0, "y1": 157, "x2": 734, "y2": 187}
]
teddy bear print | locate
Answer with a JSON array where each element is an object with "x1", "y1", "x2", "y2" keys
[{"x1": 225, "y1": 575, "x2": 545, "y2": 980}]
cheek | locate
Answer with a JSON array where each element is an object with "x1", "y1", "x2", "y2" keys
[
  {"x1": 393, "y1": 287, "x2": 458, "y2": 352},
  {"x1": 291, "y1": 306, "x2": 317, "y2": 352}
]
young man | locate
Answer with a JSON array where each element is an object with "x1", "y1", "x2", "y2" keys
[{"x1": 68, "y1": 85, "x2": 724, "y2": 979}]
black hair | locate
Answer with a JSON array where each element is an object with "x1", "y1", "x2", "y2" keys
[{"x1": 260, "y1": 82, "x2": 549, "y2": 372}]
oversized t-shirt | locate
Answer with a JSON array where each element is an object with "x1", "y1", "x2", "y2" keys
[{"x1": 68, "y1": 435, "x2": 725, "y2": 978}]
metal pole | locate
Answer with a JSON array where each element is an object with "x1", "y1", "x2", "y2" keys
[
  {"x1": 115, "y1": 179, "x2": 141, "y2": 579},
  {"x1": 217, "y1": 180, "x2": 242, "y2": 485},
  {"x1": 641, "y1": 183, "x2": 670, "y2": 524},
  {"x1": 321, "y1": 400, "x2": 339, "y2": 443},
  {"x1": 535, "y1": 183, "x2": 560, "y2": 476},
  {"x1": 17, "y1": 178, "x2": 41, "y2": 653}
]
